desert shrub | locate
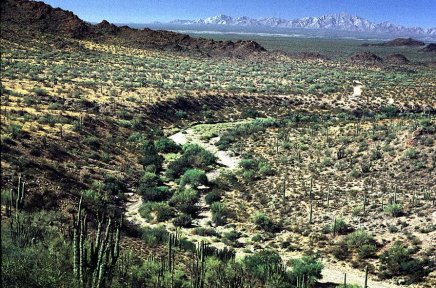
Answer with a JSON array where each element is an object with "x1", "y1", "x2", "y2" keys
[
  {"x1": 193, "y1": 227, "x2": 218, "y2": 237},
  {"x1": 241, "y1": 108, "x2": 263, "y2": 118},
  {"x1": 289, "y1": 256, "x2": 324, "y2": 287},
  {"x1": 139, "y1": 202, "x2": 174, "y2": 222},
  {"x1": 8, "y1": 124, "x2": 23, "y2": 139},
  {"x1": 252, "y1": 212, "x2": 280, "y2": 232},
  {"x1": 169, "y1": 188, "x2": 199, "y2": 216},
  {"x1": 82, "y1": 136, "x2": 101, "y2": 149},
  {"x1": 243, "y1": 250, "x2": 285, "y2": 283},
  {"x1": 33, "y1": 87, "x2": 49, "y2": 96},
  {"x1": 166, "y1": 144, "x2": 216, "y2": 179},
  {"x1": 404, "y1": 148, "x2": 418, "y2": 159},
  {"x1": 103, "y1": 174, "x2": 126, "y2": 196},
  {"x1": 175, "y1": 110, "x2": 187, "y2": 119},
  {"x1": 379, "y1": 242, "x2": 431, "y2": 283},
  {"x1": 419, "y1": 119, "x2": 435, "y2": 134},
  {"x1": 345, "y1": 229, "x2": 374, "y2": 248},
  {"x1": 223, "y1": 230, "x2": 241, "y2": 242},
  {"x1": 357, "y1": 244, "x2": 377, "y2": 259},
  {"x1": 380, "y1": 105, "x2": 400, "y2": 118},
  {"x1": 205, "y1": 190, "x2": 222, "y2": 205},
  {"x1": 139, "y1": 141, "x2": 164, "y2": 172},
  {"x1": 210, "y1": 202, "x2": 229, "y2": 226},
  {"x1": 141, "y1": 226, "x2": 169, "y2": 245},
  {"x1": 139, "y1": 186, "x2": 172, "y2": 202},
  {"x1": 154, "y1": 137, "x2": 180, "y2": 153},
  {"x1": 172, "y1": 214, "x2": 193, "y2": 227},
  {"x1": 331, "y1": 241, "x2": 349, "y2": 260},
  {"x1": 324, "y1": 218, "x2": 348, "y2": 235},
  {"x1": 140, "y1": 172, "x2": 161, "y2": 187},
  {"x1": 385, "y1": 203, "x2": 403, "y2": 217},
  {"x1": 239, "y1": 157, "x2": 273, "y2": 180},
  {"x1": 180, "y1": 169, "x2": 208, "y2": 188}
]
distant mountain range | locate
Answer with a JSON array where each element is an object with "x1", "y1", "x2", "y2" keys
[{"x1": 170, "y1": 13, "x2": 436, "y2": 38}]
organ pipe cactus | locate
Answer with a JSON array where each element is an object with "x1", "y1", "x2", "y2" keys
[{"x1": 72, "y1": 196, "x2": 121, "y2": 288}]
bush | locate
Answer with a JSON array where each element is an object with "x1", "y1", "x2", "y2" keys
[
  {"x1": 139, "y1": 141, "x2": 164, "y2": 172},
  {"x1": 154, "y1": 137, "x2": 180, "y2": 153},
  {"x1": 243, "y1": 250, "x2": 284, "y2": 283},
  {"x1": 169, "y1": 188, "x2": 199, "y2": 216},
  {"x1": 82, "y1": 136, "x2": 101, "y2": 149},
  {"x1": 357, "y1": 244, "x2": 377, "y2": 259},
  {"x1": 253, "y1": 212, "x2": 273, "y2": 231},
  {"x1": 180, "y1": 169, "x2": 208, "y2": 188},
  {"x1": 205, "y1": 190, "x2": 222, "y2": 205},
  {"x1": 103, "y1": 174, "x2": 126, "y2": 196},
  {"x1": 223, "y1": 230, "x2": 241, "y2": 242},
  {"x1": 142, "y1": 226, "x2": 169, "y2": 245},
  {"x1": 345, "y1": 229, "x2": 375, "y2": 251},
  {"x1": 139, "y1": 202, "x2": 175, "y2": 222},
  {"x1": 379, "y1": 241, "x2": 430, "y2": 282},
  {"x1": 332, "y1": 218, "x2": 348, "y2": 234},
  {"x1": 289, "y1": 256, "x2": 324, "y2": 287},
  {"x1": 210, "y1": 202, "x2": 229, "y2": 226},
  {"x1": 139, "y1": 186, "x2": 172, "y2": 202},
  {"x1": 172, "y1": 214, "x2": 192, "y2": 227},
  {"x1": 33, "y1": 87, "x2": 49, "y2": 96},
  {"x1": 385, "y1": 203, "x2": 403, "y2": 217},
  {"x1": 140, "y1": 172, "x2": 161, "y2": 187},
  {"x1": 166, "y1": 144, "x2": 216, "y2": 179},
  {"x1": 8, "y1": 124, "x2": 23, "y2": 139}
]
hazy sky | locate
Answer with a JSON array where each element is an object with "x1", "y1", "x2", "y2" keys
[{"x1": 43, "y1": 0, "x2": 436, "y2": 28}]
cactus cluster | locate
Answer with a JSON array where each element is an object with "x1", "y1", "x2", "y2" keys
[{"x1": 71, "y1": 196, "x2": 121, "y2": 288}]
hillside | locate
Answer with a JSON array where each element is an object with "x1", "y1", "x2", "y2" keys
[{"x1": 1, "y1": 0, "x2": 266, "y2": 58}]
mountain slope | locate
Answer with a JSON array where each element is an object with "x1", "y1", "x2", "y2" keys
[
  {"x1": 1, "y1": 0, "x2": 266, "y2": 57},
  {"x1": 170, "y1": 13, "x2": 436, "y2": 38}
]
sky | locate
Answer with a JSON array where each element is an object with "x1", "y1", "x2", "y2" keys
[{"x1": 43, "y1": 0, "x2": 436, "y2": 28}]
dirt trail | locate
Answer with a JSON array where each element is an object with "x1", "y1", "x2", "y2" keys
[{"x1": 126, "y1": 124, "x2": 403, "y2": 288}]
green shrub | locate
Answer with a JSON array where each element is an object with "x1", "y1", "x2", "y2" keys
[
  {"x1": 385, "y1": 203, "x2": 403, "y2": 217},
  {"x1": 9, "y1": 124, "x2": 23, "y2": 139},
  {"x1": 379, "y1": 241, "x2": 430, "y2": 283},
  {"x1": 223, "y1": 230, "x2": 241, "y2": 242},
  {"x1": 154, "y1": 137, "x2": 180, "y2": 153},
  {"x1": 169, "y1": 188, "x2": 199, "y2": 216},
  {"x1": 141, "y1": 226, "x2": 169, "y2": 245},
  {"x1": 180, "y1": 169, "x2": 208, "y2": 188},
  {"x1": 139, "y1": 202, "x2": 174, "y2": 222},
  {"x1": 140, "y1": 172, "x2": 161, "y2": 187},
  {"x1": 243, "y1": 250, "x2": 284, "y2": 283},
  {"x1": 139, "y1": 140, "x2": 164, "y2": 172},
  {"x1": 345, "y1": 229, "x2": 375, "y2": 249},
  {"x1": 82, "y1": 136, "x2": 101, "y2": 149},
  {"x1": 289, "y1": 256, "x2": 324, "y2": 287},
  {"x1": 210, "y1": 202, "x2": 229, "y2": 226},
  {"x1": 139, "y1": 186, "x2": 172, "y2": 202},
  {"x1": 33, "y1": 87, "x2": 49, "y2": 96},
  {"x1": 205, "y1": 190, "x2": 222, "y2": 205},
  {"x1": 166, "y1": 144, "x2": 216, "y2": 178},
  {"x1": 357, "y1": 244, "x2": 377, "y2": 259},
  {"x1": 172, "y1": 214, "x2": 193, "y2": 227},
  {"x1": 252, "y1": 212, "x2": 280, "y2": 232}
]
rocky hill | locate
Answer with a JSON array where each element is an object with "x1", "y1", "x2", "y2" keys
[
  {"x1": 363, "y1": 38, "x2": 426, "y2": 47},
  {"x1": 422, "y1": 43, "x2": 436, "y2": 52},
  {"x1": 1, "y1": 0, "x2": 266, "y2": 58}
]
